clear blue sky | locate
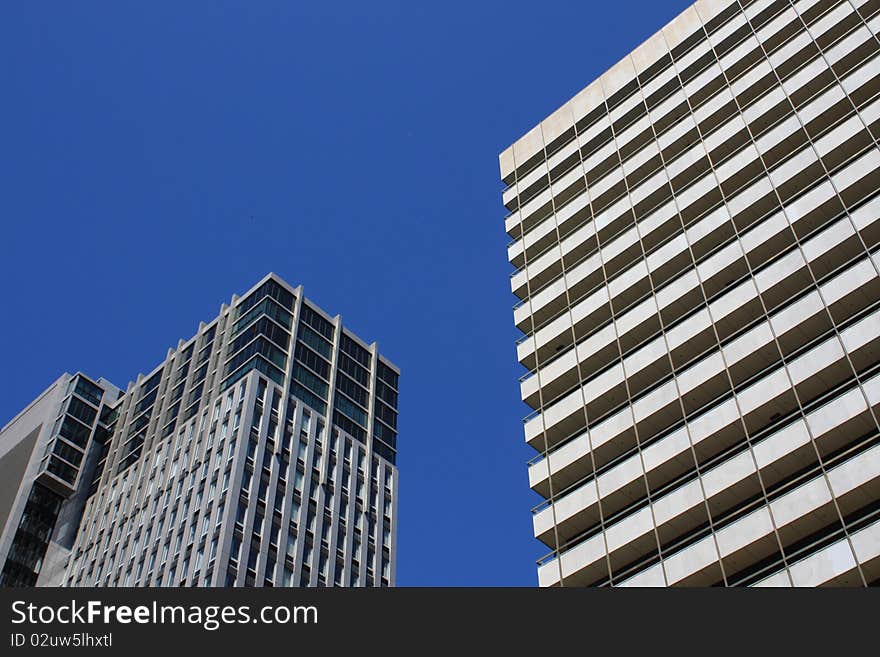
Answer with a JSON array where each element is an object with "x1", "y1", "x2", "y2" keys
[{"x1": 1, "y1": 1, "x2": 692, "y2": 585}]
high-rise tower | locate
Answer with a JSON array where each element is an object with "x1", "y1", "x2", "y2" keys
[
  {"x1": 0, "y1": 273, "x2": 399, "y2": 587},
  {"x1": 501, "y1": 0, "x2": 880, "y2": 586}
]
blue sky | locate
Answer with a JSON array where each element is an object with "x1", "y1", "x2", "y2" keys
[{"x1": 0, "y1": 0, "x2": 692, "y2": 585}]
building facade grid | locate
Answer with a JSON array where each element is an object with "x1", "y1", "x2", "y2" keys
[
  {"x1": 0, "y1": 273, "x2": 399, "y2": 588},
  {"x1": 501, "y1": 0, "x2": 880, "y2": 586}
]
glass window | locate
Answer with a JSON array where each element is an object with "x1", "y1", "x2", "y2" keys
[
  {"x1": 299, "y1": 304, "x2": 334, "y2": 340},
  {"x1": 73, "y1": 378, "x2": 104, "y2": 406},
  {"x1": 66, "y1": 397, "x2": 98, "y2": 426}
]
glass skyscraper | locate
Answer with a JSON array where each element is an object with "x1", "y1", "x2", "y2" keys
[{"x1": 0, "y1": 273, "x2": 399, "y2": 587}]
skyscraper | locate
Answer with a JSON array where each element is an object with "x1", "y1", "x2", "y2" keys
[
  {"x1": 0, "y1": 273, "x2": 399, "y2": 587},
  {"x1": 0, "y1": 373, "x2": 121, "y2": 587},
  {"x1": 500, "y1": 0, "x2": 880, "y2": 586}
]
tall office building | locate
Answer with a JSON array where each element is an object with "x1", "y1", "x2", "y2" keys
[
  {"x1": 500, "y1": 0, "x2": 880, "y2": 586},
  {"x1": 0, "y1": 374, "x2": 121, "y2": 587},
  {"x1": 0, "y1": 273, "x2": 399, "y2": 587}
]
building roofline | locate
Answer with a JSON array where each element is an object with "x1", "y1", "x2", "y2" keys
[
  {"x1": 499, "y1": 0, "x2": 732, "y2": 179},
  {"x1": 124, "y1": 272, "x2": 399, "y2": 390},
  {"x1": 0, "y1": 374, "x2": 67, "y2": 434}
]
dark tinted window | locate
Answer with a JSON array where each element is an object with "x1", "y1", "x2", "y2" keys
[{"x1": 300, "y1": 305, "x2": 334, "y2": 341}]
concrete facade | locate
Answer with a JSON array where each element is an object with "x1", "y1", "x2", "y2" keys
[
  {"x1": 501, "y1": 0, "x2": 880, "y2": 586},
  {"x1": 0, "y1": 374, "x2": 121, "y2": 586},
  {"x1": 1, "y1": 273, "x2": 399, "y2": 587}
]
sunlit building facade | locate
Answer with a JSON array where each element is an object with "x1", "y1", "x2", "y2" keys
[
  {"x1": 501, "y1": 0, "x2": 880, "y2": 586},
  {"x1": 0, "y1": 273, "x2": 399, "y2": 587}
]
